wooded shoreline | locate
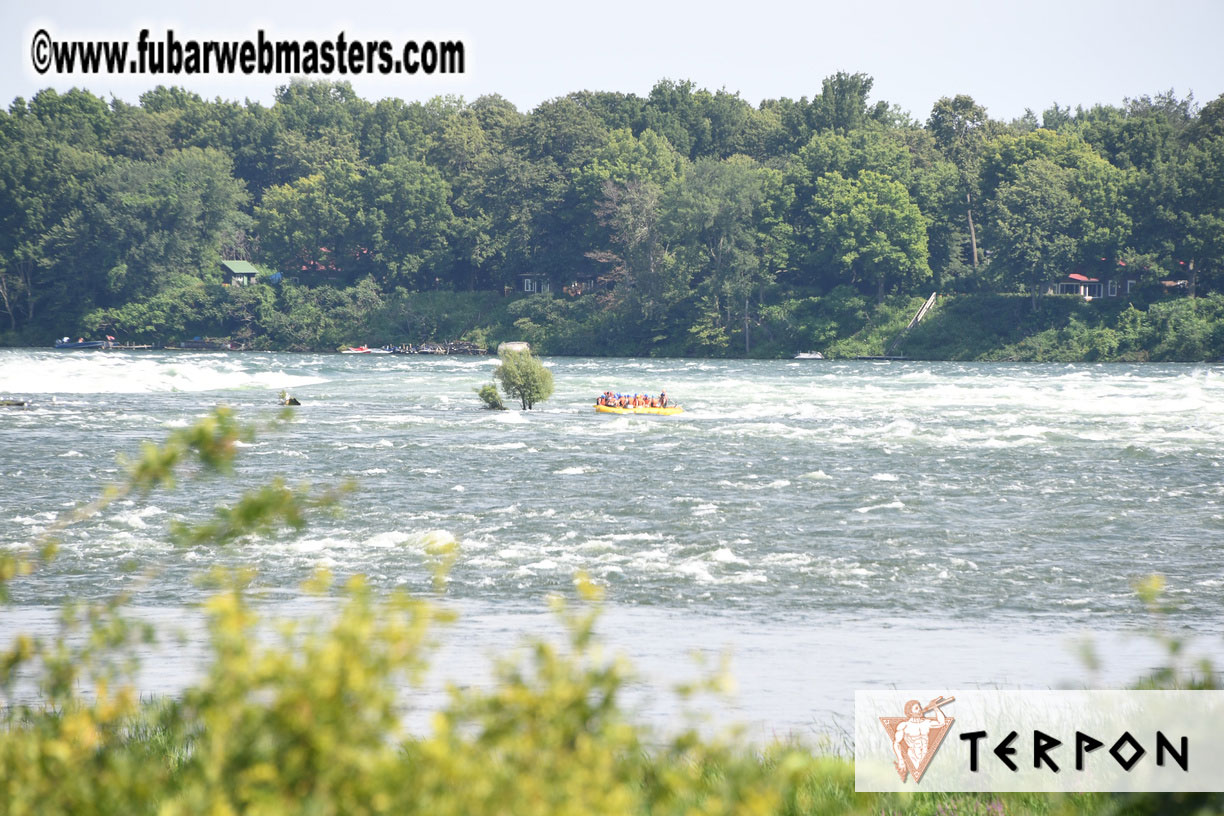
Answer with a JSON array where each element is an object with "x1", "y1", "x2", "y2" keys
[{"x1": 3, "y1": 77, "x2": 1221, "y2": 362}]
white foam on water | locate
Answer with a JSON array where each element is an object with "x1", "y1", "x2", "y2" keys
[
  {"x1": 553, "y1": 466, "x2": 588, "y2": 475},
  {"x1": 760, "y1": 552, "x2": 812, "y2": 567},
  {"x1": 250, "y1": 448, "x2": 308, "y2": 458},
  {"x1": 364, "y1": 531, "x2": 413, "y2": 548},
  {"x1": 284, "y1": 537, "x2": 345, "y2": 554},
  {"x1": 853, "y1": 501, "x2": 905, "y2": 513},
  {"x1": 108, "y1": 505, "x2": 166, "y2": 530},
  {"x1": 0, "y1": 353, "x2": 328, "y2": 394},
  {"x1": 869, "y1": 473, "x2": 898, "y2": 482},
  {"x1": 709, "y1": 547, "x2": 749, "y2": 565}
]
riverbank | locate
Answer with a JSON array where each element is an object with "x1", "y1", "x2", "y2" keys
[{"x1": 7, "y1": 288, "x2": 1222, "y2": 363}]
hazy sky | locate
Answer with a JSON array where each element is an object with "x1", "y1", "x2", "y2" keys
[{"x1": 5, "y1": 0, "x2": 1223, "y2": 122}]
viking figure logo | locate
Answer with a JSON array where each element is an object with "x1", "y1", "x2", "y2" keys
[{"x1": 878, "y1": 695, "x2": 954, "y2": 783}]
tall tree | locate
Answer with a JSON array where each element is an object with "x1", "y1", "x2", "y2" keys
[
  {"x1": 255, "y1": 160, "x2": 367, "y2": 285},
  {"x1": 927, "y1": 95, "x2": 992, "y2": 271},
  {"x1": 810, "y1": 72, "x2": 889, "y2": 134},
  {"x1": 580, "y1": 128, "x2": 686, "y2": 325},
  {"x1": 666, "y1": 156, "x2": 784, "y2": 353},
  {"x1": 363, "y1": 158, "x2": 453, "y2": 289},
  {"x1": 805, "y1": 170, "x2": 931, "y2": 302},
  {"x1": 986, "y1": 158, "x2": 1082, "y2": 308},
  {"x1": 87, "y1": 147, "x2": 250, "y2": 305}
]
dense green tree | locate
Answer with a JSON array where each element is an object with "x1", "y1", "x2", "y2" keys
[
  {"x1": 986, "y1": 158, "x2": 1083, "y2": 308},
  {"x1": 107, "y1": 100, "x2": 175, "y2": 160},
  {"x1": 809, "y1": 72, "x2": 890, "y2": 134},
  {"x1": 521, "y1": 96, "x2": 608, "y2": 167},
  {"x1": 363, "y1": 158, "x2": 454, "y2": 289},
  {"x1": 358, "y1": 97, "x2": 430, "y2": 166},
  {"x1": 493, "y1": 348, "x2": 554, "y2": 409},
  {"x1": 666, "y1": 156, "x2": 786, "y2": 353},
  {"x1": 23, "y1": 88, "x2": 111, "y2": 149},
  {"x1": 576, "y1": 129, "x2": 685, "y2": 321},
  {"x1": 927, "y1": 95, "x2": 994, "y2": 273},
  {"x1": 0, "y1": 113, "x2": 111, "y2": 331},
  {"x1": 273, "y1": 79, "x2": 369, "y2": 140},
  {"x1": 470, "y1": 94, "x2": 527, "y2": 144},
  {"x1": 175, "y1": 97, "x2": 281, "y2": 201},
  {"x1": 805, "y1": 170, "x2": 931, "y2": 303},
  {"x1": 786, "y1": 127, "x2": 922, "y2": 286},
  {"x1": 88, "y1": 148, "x2": 251, "y2": 305},
  {"x1": 586, "y1": 178, "x2": 676, "y2": 328},
  {"x1": 255, "y1": 161, "x2": 367, "y2": 285},
  {"x1": 563, "y1": 90, "x2": 643, "y2": 133},
  {"x1": 1174, "y1": 132, "x2": 1224, "y2": 291},
  {"x1": 641, "y1": 79, "x2": 709, "y2": 159}
]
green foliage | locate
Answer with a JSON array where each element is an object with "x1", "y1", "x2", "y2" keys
[
  {"x1": 806, "y1": 170, "x2": 931, "y2": 302},
  {"x1": 493, "y1": 348, "x2": 555, "y2": 410},
  {"x1": 507, "y1": 294, "x2": 606, "y2": 355},
  {"x1": 897, "y1": 292, "x2": 1224, "y2": 362},
  {"x1": 2, "y1": 80, "x2": 1223, "y2": 358},
  {"x1": 822, "y1": 293, "x2": 927, "y2": 358},
  {"x1": 476, "y1": 383, "x2": 506, "y2": 410}
]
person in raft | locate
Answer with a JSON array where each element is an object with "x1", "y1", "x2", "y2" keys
[{"x1": 595, "y1": 391, "x2": 671, "y2": 408}]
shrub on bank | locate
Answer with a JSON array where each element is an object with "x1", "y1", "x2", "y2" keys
[{"x1": 899, "y1": 293, "x2": 1224, "y2": 362}]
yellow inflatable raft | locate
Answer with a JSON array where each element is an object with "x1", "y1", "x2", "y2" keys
[{"x1": 594, "y1": 404, "x2": 683, "y2": 415}]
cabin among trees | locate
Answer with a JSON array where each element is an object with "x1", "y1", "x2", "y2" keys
[
  {"x1": 563, "y1": 275, "x2": 600, "y2": 296},
  {"x1": 516, "y1": 273, "x2": 551, "y2": 294},
  {"x1": 221, "y1": 260, "x2": 260, "y2": 287},
  {"x1": 1051, "y1": 272, "x2": 1138, "y2": 299}
]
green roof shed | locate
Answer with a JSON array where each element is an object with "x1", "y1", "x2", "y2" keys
[{"x1": 221, "y1": 260, "x2": 260, "y2": 286}]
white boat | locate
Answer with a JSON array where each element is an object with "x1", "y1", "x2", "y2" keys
[{"x1": 794, "y1": 351, "x2": 824, "y2": 360}]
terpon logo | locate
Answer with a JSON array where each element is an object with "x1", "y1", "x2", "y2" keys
[
  {"x1": 856, "y1": 690, "x2": 1216, "y2": 793},
  {"x1": 877, "y1": 695, "x2": 954, "y2": 783}
]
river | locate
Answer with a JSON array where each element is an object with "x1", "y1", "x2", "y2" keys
[{"x1": 2, "y1": 350, "x2": 1223, "y2": 738}]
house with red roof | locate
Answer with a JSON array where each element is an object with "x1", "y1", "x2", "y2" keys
[{"x1": 1050, "y1": 260, "x2": 1138, "y2": 300}]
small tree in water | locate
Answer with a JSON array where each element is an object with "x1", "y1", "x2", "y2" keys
[
  {"x1": 476, "y1": 383, "x2": 506, "y2": 410},
  {"x1": 493, "y1": 349, "x2": 554, "y2": 410}
]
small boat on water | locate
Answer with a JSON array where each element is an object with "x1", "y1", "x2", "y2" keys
[
  {"x1": 54, "y1": 337, "x2": 113, "y2": 350},
  {"x1": 794, "y1": 351, "x2": 824, "y2": 359},
  {"x1": 342, "y1": 346, "x2": 392, "y2": 354},
  {"x1": 595, "y1": 404, "x2": 683, "y2": 415}
]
